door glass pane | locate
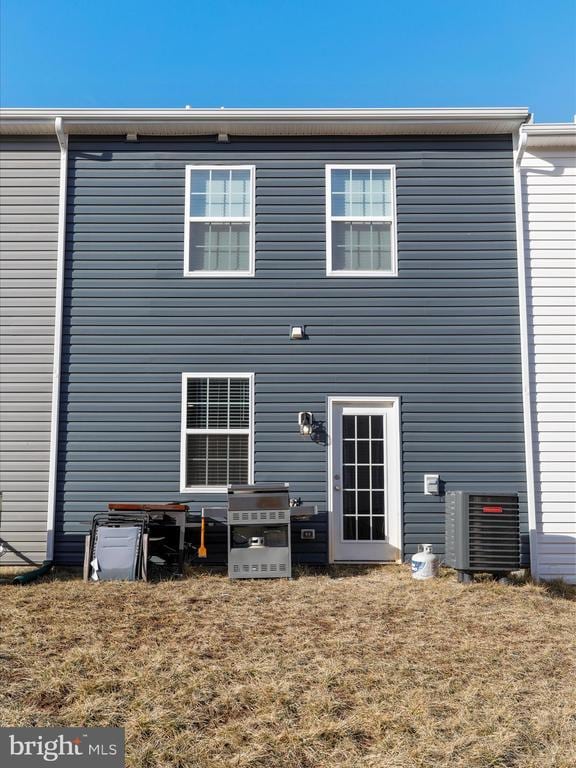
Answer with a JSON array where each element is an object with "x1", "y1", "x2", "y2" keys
[
  {"x1": 357, "y1": 441, "x2": 370, "y2": 464},
  {"x1": 357, "y1": 517, "x2": 370, "y2": 540},
  {"x1": 372, "y1": 516, "x2": 385, "y2": 540},
  {"x1": 372, "y1": 491, "x2": 385, "y2": 515},
  {"x1": 343, "y1": 491, "x2": 356, "y2": 515},
  {"x1": 372, "y1": 466, "x2": 384, "y2": 489},
  {"x1": 371, "y1": 415, "x2": 383, "y2": 438},
  {"x1": 343, "y1": 441, "x2": 356, "y2": 464},
  {"x1": 343, "y1": 465, "x2": 355, "y2": 488},
  {"x1": 343, "y1": 415, "x2": 355, "y2": 438},
  {"x1": 357, "y1": 491, "x2": 370, "y2": 514},
  {"x1": 357, "y1": 466, "x2": 370, "y2": 489},
  {"x1": 357, "y1": 415, "x2": 369, "y2": 438},
  {"x1": 371, "y1": 440, "x2": 384, "y2": 464},
  {"x1": 343, "y1": 516, "x2": 356, "y2": 540},
  {"x1": 339, "y1": 412, "x2": 386, "y2": 541}
]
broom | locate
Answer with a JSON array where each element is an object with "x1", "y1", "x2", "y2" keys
[{"x1": 198, "y1": 511, "x2": 207, "y2": 559}]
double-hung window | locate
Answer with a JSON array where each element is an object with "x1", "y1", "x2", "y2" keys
[
  {"x1": 326, "y1": 165, "x2": 397, "y2": 276},
  {"x1": 180, "y1": 373, "x2": 254, "y2": 492},
  {"x1": 184, "y1": 165, "x2": 255, "y2": 277}
]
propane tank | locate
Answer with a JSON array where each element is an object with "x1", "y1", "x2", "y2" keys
[{"x1": 411, "y1": 544, "x2": 439, "y2": 580}]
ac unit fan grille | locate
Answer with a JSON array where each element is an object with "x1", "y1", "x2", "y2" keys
[{"x1": 468, "y1": 494, "x2": 520, "y2": 569}]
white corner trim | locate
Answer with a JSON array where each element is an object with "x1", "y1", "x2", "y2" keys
[
  {"x1": 325, "y1": 164, "x2": 398, "y2": 277},
  {"x1": 183, "y1": 164, "x2": 256, "y2": 278},
  {"x1": 512, "y1": 129, "x2": 539, "y2": 580},
  {"x1": 179, "y1": 372, "x2": 255, "y2": 493},
  {"x1": 45, "y1": 117, "x2": 68, "y2": 561}
]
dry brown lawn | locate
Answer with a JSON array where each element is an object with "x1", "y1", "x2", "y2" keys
[{"x1": 1, "y1": 565, "x2": 575, "y2": 768}]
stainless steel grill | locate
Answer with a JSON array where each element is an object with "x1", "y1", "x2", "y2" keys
[{"x1": 227, "y1": 484, "x2": 292, "y2": 579}]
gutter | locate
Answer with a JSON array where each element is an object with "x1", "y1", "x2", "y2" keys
[
  {"x1": 45, "y1": 117, "x2": 68, "y2": 561},
  {"x1": 0, "y1": 106, "x2": 531, "y2": 118},
  {"x1": 522, "y1": 122, "x2": 576, "y2": 150},
  {"x1": 0, "y1": 107, "x2": 531, "y2": 136},
  {"x1": 512, "y1": 127, "x2": 539, "y2": 580}
]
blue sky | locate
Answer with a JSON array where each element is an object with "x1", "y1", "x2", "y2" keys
[{"x1": 1, "y1": 0, "x2": 575, "y2": 122}]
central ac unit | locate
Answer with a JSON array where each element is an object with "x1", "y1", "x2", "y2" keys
[{"x1": 445, "y1": 491, "x2": 520, "y2": 582}]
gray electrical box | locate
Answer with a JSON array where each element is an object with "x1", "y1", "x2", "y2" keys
[
  {"x1": 445, "y1": 491, "x2": 520, "y2": 575},
  {"x1": 424, "y1": 474, "x2": 440, "y2": 495}
]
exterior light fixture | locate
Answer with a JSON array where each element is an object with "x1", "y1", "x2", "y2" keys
[
  {"x1": 126, "y1": 133, "x2": 138, "y2": 142},
  {"x1": 298, "y1": 412, "x2": 313, "y2": 436},
  {"x1": 290, "y1": 325, "x2": 305, "y2": 340},
  {"x1": 217, "y1": 133, "x2": 230, "y2": 143}
]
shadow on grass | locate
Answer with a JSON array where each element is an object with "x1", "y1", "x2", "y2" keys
[
  {"x1": 7, "y1": 563, "x2": 575, "y2": 602},
  {"x1": 508, "y1": 571, "x2": 576, "y2": 601},
  {"x1": 539, "y1": 579, "x2": 576, "y2": 601},
  {"x1": 293, "y1": 564, "x2": 400, "y2": 580}
]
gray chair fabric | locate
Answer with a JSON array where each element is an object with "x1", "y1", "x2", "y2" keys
[{"x1": 92, "y1": 526, "x2": 141, "y2": 581}]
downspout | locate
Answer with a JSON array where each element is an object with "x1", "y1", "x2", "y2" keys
[
  {"x1": 513, "y1": 126, "x2": 539, "y2": 580},
  {"x1": 45, "y1": 117, "x2": 68, "y2": 562}
]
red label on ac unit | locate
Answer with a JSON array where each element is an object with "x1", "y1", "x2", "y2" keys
[{"x1": 483, "y1": 506, "x2": 503, "y2": 513}]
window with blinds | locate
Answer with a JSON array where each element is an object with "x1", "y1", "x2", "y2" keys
[{"x1": 181, "y1": 374, "x2": 253, "y2": 491}]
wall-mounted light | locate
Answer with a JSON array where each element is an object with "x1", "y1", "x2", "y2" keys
[
  {"x1": 290, "y1": 325, "x2": 305, "y2": 340},
  {"x1": 298, "y1": 411, "x2": 314, "y2": 436}
]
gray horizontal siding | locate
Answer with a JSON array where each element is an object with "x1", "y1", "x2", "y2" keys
[
  {"x1": 56, "y1": 135, "x2": 527, "y2": 564},
  {"x1": 0, "y1": 137, "x2": 60, "y2": 564}
]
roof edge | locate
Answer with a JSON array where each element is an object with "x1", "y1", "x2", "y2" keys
[
  {"x1": 0, "y1": 107, "x2": 531, "y2": 137},
  {"x1": 522, "y1": 122, "x2": 576, "y2": 149}
]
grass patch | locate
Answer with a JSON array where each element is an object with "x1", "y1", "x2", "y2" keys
[{"x1": 1, "y1": 565, "x2": 575, "y2": 767}]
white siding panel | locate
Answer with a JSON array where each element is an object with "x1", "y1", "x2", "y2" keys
[{"x1": 522, "y1": 143, "x2": 576, "y2": 583}]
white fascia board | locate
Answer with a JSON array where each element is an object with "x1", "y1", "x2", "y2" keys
[
  {"x1": 0, "y1": 107, "x2": 531, "y2": 136},
  {"x1": 522, "y1": 123, "x2": 576, "y2": 149}
]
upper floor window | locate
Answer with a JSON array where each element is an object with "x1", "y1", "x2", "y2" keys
[
  {"x1": 326, "y1": 165, "x2": 397, "y2": 277},
  {"x1": 184, "y1": 165, "x2": 255, "y2": 277}
]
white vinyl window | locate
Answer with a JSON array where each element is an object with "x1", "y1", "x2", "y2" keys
[
  {"x1": 184, "y1": 165, "x2": 255, "y2": 277},
  {"x1": 326, "y1": 165, "x2": 397, "y2": 276},
  {"x1": 180, "y1": 373, "x2": 254, "y2": 492}
]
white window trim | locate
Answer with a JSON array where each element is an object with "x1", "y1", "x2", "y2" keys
[
  {"x1": 180, "y1": 372, "x2": 255, "y2": 493},
  {"x1": 325, "y1": 164, "x2": 398, "y2": 277},
  {"x1": 183, "y1": 165, "x2": 256, "y2": 278}
]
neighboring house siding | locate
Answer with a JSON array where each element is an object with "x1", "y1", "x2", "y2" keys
[
  {"x1": 522, "y1": 147, "x2": 576, "y2": 583},
  {"x1": 0, "y1": 137, "x2": 59, "y2": 564},
  {"x1": 56, "y1": 135, "x2": 527, "y2": 565}
]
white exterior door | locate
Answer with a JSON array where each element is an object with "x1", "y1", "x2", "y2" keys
[{"x1": 329, "y1": 398, "x2": 401, "y2": 562}]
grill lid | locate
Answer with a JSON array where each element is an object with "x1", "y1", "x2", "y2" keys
[{"x1": 227, "y1": 484, "x2": 290, "y2": 511}]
